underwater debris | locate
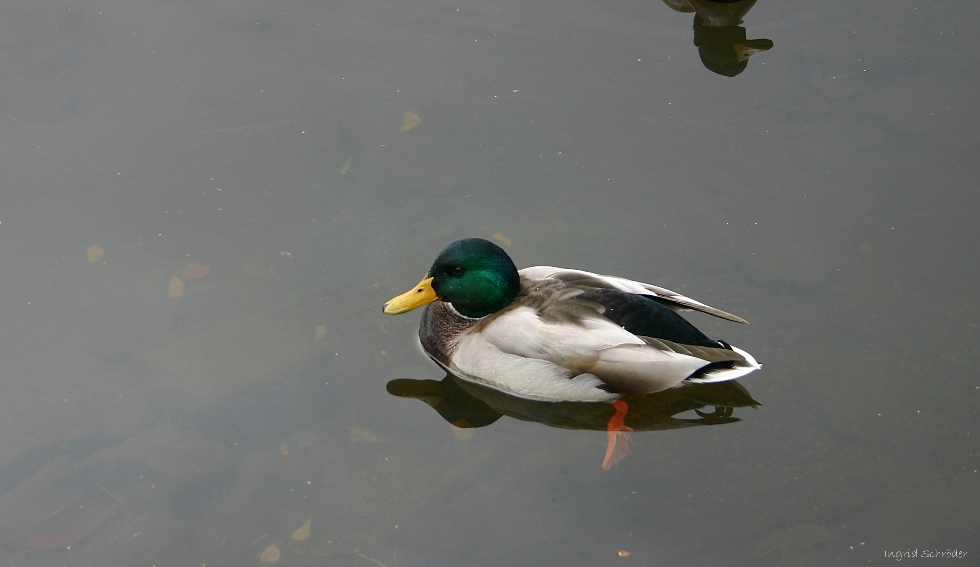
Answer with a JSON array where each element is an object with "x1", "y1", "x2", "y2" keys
[
  {"x1": 292, "y1": 518, "x2": 311, "y2": 541},
  {"x1": 87, "y1": 246, "x2": 104, "y2": 263},
  {"x1": 260, "y1": 544, "x2": 281, "y2": 564},
  {"x1": 400, "y1": 111, "x2": 422, "y2": 131},
  {"x1": 349, "y1": 428, "x2": 385, "y2": 443},
  {"x1": 168, "y1": 276, "x2": 185, "y2": 298},
  {"x1": 28, "y1": 501, "x2": 117, "y2": 548},
  {"x1": 182, "y1": 263, "x2": 211, "y2": 279}
]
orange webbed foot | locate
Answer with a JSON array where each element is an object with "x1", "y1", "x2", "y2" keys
[{"x1": 602, "y1": 399, "x2": 633, "y2": 470}]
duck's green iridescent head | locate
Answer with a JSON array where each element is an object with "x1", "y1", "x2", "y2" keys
[{"x1": 383, "y1": 238, "x2": 520, "y2": 318}]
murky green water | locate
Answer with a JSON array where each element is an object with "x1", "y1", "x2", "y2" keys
[{"x1": 0, "y1": 0, "x2": 976, "y2": 565}]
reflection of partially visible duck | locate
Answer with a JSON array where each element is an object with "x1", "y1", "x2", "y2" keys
[
  {"x1": 663, "y1": 0, "x2": 774, "y2": 77},
  {"x1": 384, "y1": 238, "x2": 761, "y2": 402}
]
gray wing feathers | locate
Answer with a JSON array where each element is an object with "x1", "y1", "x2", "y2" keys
[{"x1": 518, "y1": 266, "x2": 749, "y2": 324}]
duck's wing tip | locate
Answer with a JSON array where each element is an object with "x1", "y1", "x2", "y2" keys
[
  {"x1": 639, "y1": 285, "x2": 749, "y2": 324},
  {"x1": 520, "y1": 267, "x2": 750, "y2": 324}
]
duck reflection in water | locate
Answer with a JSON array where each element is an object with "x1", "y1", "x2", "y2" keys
[
  {"x1": 662, "y1": 0, "x2": 774, "y2": 77},
  {"x1": 388, "y1": 373, "x2": 759, "y2": 469}
]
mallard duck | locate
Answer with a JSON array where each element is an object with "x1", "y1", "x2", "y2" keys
[{"x1": 383, "y1": 238, "x2": 761, "y2": 404}]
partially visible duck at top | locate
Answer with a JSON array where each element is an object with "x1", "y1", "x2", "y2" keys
[{"x1": 383, "y1": 238, "x2": 761, "y2": 404}]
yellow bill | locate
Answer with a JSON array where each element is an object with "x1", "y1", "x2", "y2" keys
[{"x1": 383, "y1": 277, "x2": 439, "y2": 314}]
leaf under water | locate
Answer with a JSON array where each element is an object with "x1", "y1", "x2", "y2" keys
[
  {"x1": 292, "y1": 518, "x2": 311, "y2": 541},
  {"x1": 400, "y1": 111, "x2": 422, "y2": 131},
  {"x1": 260, "y1": 544, "x2": 281, "y2": 564}
]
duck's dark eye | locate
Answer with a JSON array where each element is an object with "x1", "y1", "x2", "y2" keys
[{"x1": 451, "y1": 266, "x2": 465, "y2": 276}]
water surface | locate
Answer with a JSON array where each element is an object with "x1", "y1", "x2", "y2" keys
[{"x1": 0, "y1": 0, "x2": 976, "y2": 565}]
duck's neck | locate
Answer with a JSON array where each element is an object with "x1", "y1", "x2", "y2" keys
[{"x1": 420, "y1": 302, "x2": 480, "y2": 365}]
